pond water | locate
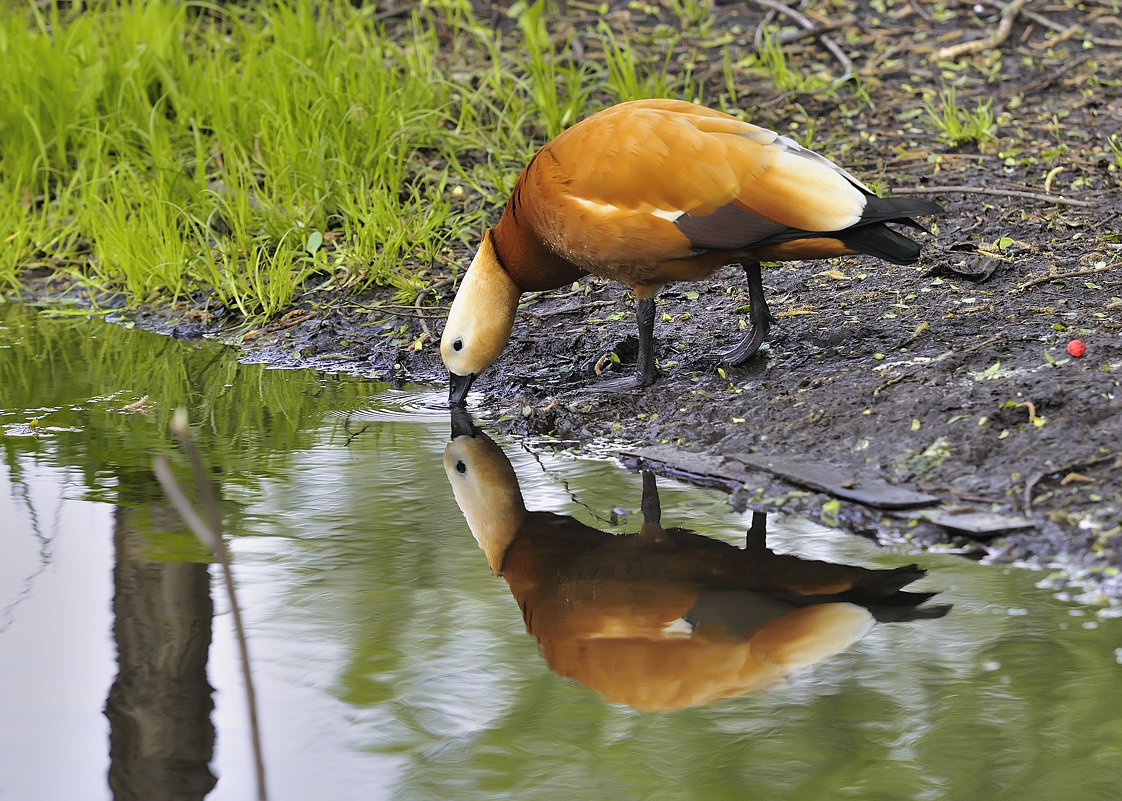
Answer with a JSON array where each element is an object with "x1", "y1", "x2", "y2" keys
[{"x1": 1, "y1": 302, "x2": 1121, "y2": 801}]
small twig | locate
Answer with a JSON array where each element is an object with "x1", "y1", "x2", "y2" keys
[
  {"x1": 374, "y1": 5, "x2": 413, "y2": 21},
  {"x1": 153, "y1": 409, "x2": 268, "y2": 801},
  {"x1": 908, "y1": 0, "x2": 933, "y2": 22},
  {"x1": 975, "y1": 0, "x2": 1122, "y2": 47},
  {"x1": 1013, "y1": 262, "x2": 1121, "y2": 294},
  {"x1": 892, "y1": 185, "x2": 1099, "y2": 209},
  {"x1": 525, "y1": 299, "x2": 616, "y2": 318},
  {"x1": 755, "y1": 5, "x2": 779, "y2": 48},
  {"x1": 775, "y1": 18, "x2": 849, "y2": 45},
  {"x1": 367, "y1": 308, "x2": 446, "y2": 322},
  {"x1": 1043, "y1": 166, "x2": 1064, "y2": 194},
  {"x1": 751, "y1": 0, "x2": 854, "y2": 83},
  {"x1": 962, "y1": 332, "x2": 1007, "y2": 354},
  {"x1": 937, "y1": 0, "x2": 1030, "y2": 60},
  {"x1": 342, "y1": 418, "x2": 372, "y2": 447},
  {"x1": 1024, "y1": 454, "x2": 1116, "y2": 513},
  {"x1": 873, "y1": 372, "x2": 913, "y2": 397},
  {"x1": 413, "y1": 277, "x2": 453, "y2": 339}
]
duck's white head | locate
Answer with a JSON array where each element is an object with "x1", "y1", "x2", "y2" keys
[{"x1": 441, "y1": 231, "x2": 522, "y2": 406}]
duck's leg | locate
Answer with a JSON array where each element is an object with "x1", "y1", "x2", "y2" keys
[
  {"x1": 720, "y1": 260, "x2": 777, "y2": 365},
  {"x1": 745, "y1": 510, "x2": 768, "y2": 551},
  {"x1": 638, "y1": 471, "x2": 665, "y2": 541},
  {"x1": 595, "y1": 296, "x2": 660, "y2": 391},
  {"x1": 633, "y1": 296, "x2": 659, "y2": 385}
]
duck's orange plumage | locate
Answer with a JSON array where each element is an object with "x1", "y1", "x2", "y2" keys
[{"x1": 442, "y1": 99, "x2": 942, "y2": 405}]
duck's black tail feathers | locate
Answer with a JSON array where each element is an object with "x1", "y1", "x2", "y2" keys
[
  {"x1": 838, "y1": 195, "x2": 943, "y2": 265},
  {"x1": 837, "y1": 563, "x2": 952, "y2": 623}
]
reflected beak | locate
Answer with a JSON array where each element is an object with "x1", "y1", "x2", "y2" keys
[
  {"x1": 449, "y1": 406, "x2": 477, "y2": 439},
  {"x1": 447, "y1": 371, "x2": 476, "y2": 407}
]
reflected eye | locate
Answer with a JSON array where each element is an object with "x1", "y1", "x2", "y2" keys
[
  {"x1": 452, "y1": 338, "x2": 463, "y2": 352},
  {"x1": 456, "y1": 461, "x2": 466, "y2": 474}
]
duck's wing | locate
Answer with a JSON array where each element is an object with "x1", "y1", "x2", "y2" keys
[{"x1": 532, "y1": 100, "x2": 874, "y2": 262}]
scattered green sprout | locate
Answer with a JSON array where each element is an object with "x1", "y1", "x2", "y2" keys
[
  {"x1": 924, "y1": 89, "x2": 996, "y2": 146},
  {"x1": 746, "y1": 29, "x2": 834, "y2": 95},
  {"x1": 669, "y1": 0, "x2": 714, "y2": 34},
  {"x1": 1109, "y1": 134, "x2": 1122, "y2": 169}
]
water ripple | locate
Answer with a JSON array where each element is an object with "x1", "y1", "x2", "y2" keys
[{"x1": 340, "y1": 386, "x2": 451, "y2": 424}]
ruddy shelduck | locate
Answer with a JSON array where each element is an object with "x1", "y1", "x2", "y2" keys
[
  {"x1": 444, "y1": 409, "x2": 949, "y2": 710},
  {"x1": 441, "y1": 99, "x2": 942, "y2": 405}
]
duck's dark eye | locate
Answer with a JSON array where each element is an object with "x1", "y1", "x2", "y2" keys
[
  {"x1": 456, "y1": 460, "x2": 466, "y2": 473},
  {"x1": 452, "y1": 338, "x2": 464, "y2": 352}
]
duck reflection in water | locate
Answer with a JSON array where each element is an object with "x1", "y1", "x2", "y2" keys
[{"x1": 444, "y1": 410, "x2": 950, "y2": 712}]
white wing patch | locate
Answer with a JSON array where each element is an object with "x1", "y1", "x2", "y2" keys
[
  {"x1": 774, "y1": 133, "x2": 873, "y2": 194},
  {"x1": 660, "y1": 617, "x2": 695, "y2": 638},
  {"x1": 570, "y1": 195, "x2": 684, "y2": 223}
]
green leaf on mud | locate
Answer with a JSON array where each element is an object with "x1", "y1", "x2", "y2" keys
[
  {"x1": 821, "y1": 499, "x2": 841, "y2": 526},
  {"x1": 306, "y1": 231, "x2": 324, "y2": 255}
]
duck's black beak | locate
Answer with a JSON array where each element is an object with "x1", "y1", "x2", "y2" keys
[
  {"x1": 447, "y1": 371, "x2": 475, "y2": 407},
  {"x1": 449, "y1": 405, "x2": 477, "y2": 439}
]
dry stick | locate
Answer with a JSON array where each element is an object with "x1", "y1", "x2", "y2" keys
[
  {"x1": 975, "y1": 0, "x2": 1122, "y2": 47},
  {"x1": 892, "y1": 185, "x2": 1099, "y2": 208},
  {"x1": 374, "y1": 5, "x2": 414, "y2": 20},
  {"x1": 961, "y1": 331, "x2": 1007, "y2": 354},
  {"x1": 751, "y1": 0, "x2": 855, "y2": 83},
  {"x1": 526, "y1": 299, "x2": 616, "y2": 318},
  {"x1": 412, "y1": 277, "x2": 453, "y2": 339},
  {"x1": 1013, "y1": 261, "x2": 1121, "y2": 293},
  {"x1": 755, "y1": 4, "x2": 779, "y2": 47},
  {"x1": 775, "y1": 18, "x2": 850, "y2": 44},
  {"x1": 873, "y1": 372, "x2": 913, "y2": 397},
  {"x1": 153, "y1": 409, "x2": 268, "y2": 801},
  {"x1": 937, "y1": 0, "x2": 1030, "y2": 60},
  {"x1": 350, "y1": 303, "x2": 445, "y2": 321},
  {"x1": 1023, "y1": 454, "x2": 1115, "y2": 513},
  {"x1": 909, "y1": 0, "x2": 934, "y2": 22}
]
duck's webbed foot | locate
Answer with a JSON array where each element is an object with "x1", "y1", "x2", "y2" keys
[
  {"x1": 592, "y1": 370, "x2": 660, "y2": 394},
  {"x1": 720, "y1": 261, "x2": 777, "y2": 366}
]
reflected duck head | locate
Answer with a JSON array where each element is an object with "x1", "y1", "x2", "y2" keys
[{"x1": 444, "y1": 412, "x2": 526, "y2": 573}]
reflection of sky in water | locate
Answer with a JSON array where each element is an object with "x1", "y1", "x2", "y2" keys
[{"x1": 0, "y1": 462, "x2": 115, "y2": 801}]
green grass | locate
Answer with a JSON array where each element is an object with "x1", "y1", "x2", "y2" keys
[
  {"x1": 742, "y1": 28, "x2": 837, "y2": 95},
  {"x1": 924, "y1": 88, "x2": 996, "y2": 147},
  {"x1": 1109, "y1": 134, "x2": 1122, "y2": 170},
  {"x1": 0, "y1": 0, "x2": 868, "y2": 320}
]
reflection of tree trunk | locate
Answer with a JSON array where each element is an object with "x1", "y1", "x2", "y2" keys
[{"x1": 105, "y1": 503, "x2": 216, "y2": 801}]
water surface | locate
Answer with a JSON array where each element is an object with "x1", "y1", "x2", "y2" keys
[{"x1": 1, "y1": 303, "x2": 1120, "y2": 800}]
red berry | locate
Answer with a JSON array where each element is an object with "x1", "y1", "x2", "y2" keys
[{"x1": 1067, "y1": 339, "x2": 1086, "y2": 358}]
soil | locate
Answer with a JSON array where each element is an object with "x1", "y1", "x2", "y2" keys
[{"x1": 15, "y1": 2, "x2": 1122, "y2": 595}]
